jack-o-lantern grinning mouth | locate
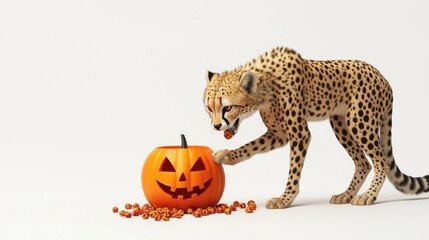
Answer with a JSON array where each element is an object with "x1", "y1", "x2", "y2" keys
[{"x1": 156, "y1": 178, "x2": 212, "y2": 199}]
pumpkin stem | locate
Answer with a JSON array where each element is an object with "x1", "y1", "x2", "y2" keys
[{"x1": 180, "y1": 134, "x2": 188, "y2": 148}]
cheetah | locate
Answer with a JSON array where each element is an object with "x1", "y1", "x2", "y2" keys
[{"x1": 204, "y1": 47, "x2": 429, "y2": 209}]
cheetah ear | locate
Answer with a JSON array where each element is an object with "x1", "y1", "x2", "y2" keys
[
  {"x1": 206, "y1": 71, "x2": 218, "y2": 83},
  {"x1": 239, "y1": 71, "x2": 258, "y2": 94}
]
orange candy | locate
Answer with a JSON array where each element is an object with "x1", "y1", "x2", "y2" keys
[
  {"x1": 224, "y1": 207, "x2": 232, "y2": 214},
  {"x1": 119, "y1": 210, "x2": 126, "y2": 217},
  {"x1": 132, "y1": 209, "x2": 140, "y2": 216},
  {"x1": 161, "y1": 213, "x2": 170, "y2": 221},
  {"x1": 224, "y1": 130, "x2": 234, "y2": 139},
  {"x1": 201, "y1": 209, "x2": 209, "y2": 216},
  {"x1": 193, "y1": 210, "x2": 202, "y2": 218},
  {"x1": 207, "y1": 207, "x2": 215, "y2": 214},
  {"x1": 154, "y1": 214, "x2": 162, "y2": 221},
  {"x1": 141, "y1": 212, "x2": 149, "y2": 219},
  {"x1": 245, "y1": 207, "x2": 253, "y2": 213},
  {"x1": 113, "y1": 200, "x2": 256, "y2": 220}
]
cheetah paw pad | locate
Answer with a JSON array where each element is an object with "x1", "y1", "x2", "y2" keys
[
  {"x1": 266, "y1": 197, "x2": 290, "y2": 209},
  {"x1": 330, "y1": 193, "x2": 352, "y2": 204},
  {"x1": 351, "y1": 194, "x2": 375, "y2": 206}
]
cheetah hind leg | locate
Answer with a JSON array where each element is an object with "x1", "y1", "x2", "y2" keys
[{"x1": 329, "y1": 115, "x2": 372, "y2": 204}]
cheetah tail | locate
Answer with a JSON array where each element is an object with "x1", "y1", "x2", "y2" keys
[{"x1": 381, "y1": 109, "x2": 429, "y2": 194}]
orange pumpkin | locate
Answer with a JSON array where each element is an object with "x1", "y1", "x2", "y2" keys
[{"x1": 141, "y1": 134, "x2": 225, "y2": 209}]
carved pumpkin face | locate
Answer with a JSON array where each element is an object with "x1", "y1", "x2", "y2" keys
[{"x1": 142, "y1": 135, "x2": 225, "y2": 209}]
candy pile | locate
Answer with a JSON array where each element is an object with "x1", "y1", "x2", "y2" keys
[{"x1": 112, "y1": 200, "x2": 257, "y2": 221}]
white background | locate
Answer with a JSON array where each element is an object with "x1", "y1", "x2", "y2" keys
[{"x1": 1, "y1": 0, "x2": 429, "y2": 239}]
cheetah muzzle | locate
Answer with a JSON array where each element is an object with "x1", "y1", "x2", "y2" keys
[{"x1": 224, "y1": 118, "x2": 240, "y2": 139}]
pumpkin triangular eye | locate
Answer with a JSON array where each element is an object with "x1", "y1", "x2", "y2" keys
[
  {"x1": 190, "y1": 157, "x2": 206, "y2": 171},
  {"x1": 160, "y1": 157, "x2": 176, "y2": 172}
]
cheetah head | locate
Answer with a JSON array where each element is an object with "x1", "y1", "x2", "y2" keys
[{"x1": 203, "y1": 70, "x2": 261, "y2": 139}]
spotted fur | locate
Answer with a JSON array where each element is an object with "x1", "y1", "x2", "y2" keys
[{"x1": 204, "y1": 47, "x2": 429, "y2": 208}]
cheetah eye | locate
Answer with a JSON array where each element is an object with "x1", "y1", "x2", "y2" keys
[{"x1": 223, "y1": 106, "x2": 233, "y2": 112}]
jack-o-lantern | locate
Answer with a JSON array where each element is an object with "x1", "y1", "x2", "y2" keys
[{"x1": 141, "y1": 134, "x2": 225, "y2": 209}]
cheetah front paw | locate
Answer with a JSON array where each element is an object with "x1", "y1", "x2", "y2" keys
[
  {"x1": 351, "y1": 194, "x2": 376, "y2": 206},
  {"x1": 212, "y1": 149, "x2": 235, "y2": 165},
  {"x1": 330, "y1": 193, "x2": 353, "y2": 204},
  {"x1": 265, "y1": 197, "x2": 291, "y2": 209}
]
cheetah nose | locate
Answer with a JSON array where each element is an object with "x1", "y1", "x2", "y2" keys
[{"x1": 214, "y1": 124, "x2": 222, "y2": 130}]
